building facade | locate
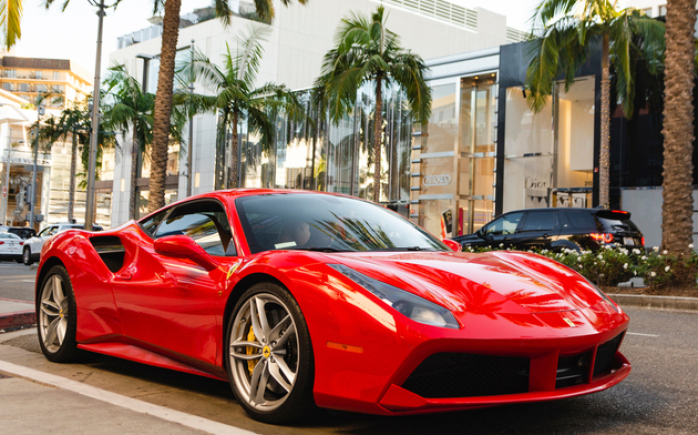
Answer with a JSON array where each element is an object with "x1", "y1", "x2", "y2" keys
[
  {"x1": 106, "y1": 0, "x2": 527, "y2": 229},
  {"x1": 0, "y1": 56, "x2": 92, "y2": 110}
]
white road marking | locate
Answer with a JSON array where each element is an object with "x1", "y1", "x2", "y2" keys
[
  {"x1": 0, "y1": 360, "x2": 258, "y2": 435},
  {"x1": 21, "y1": 280, "x2": 35, "y2": 283},
  {"x1": 627, "y1": 332, "x2": 660, "y2": 337}
]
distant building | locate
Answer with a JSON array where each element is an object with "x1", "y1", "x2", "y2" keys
[{"x1": 0, "y1": 56, "x2": 92, "y2": 110}]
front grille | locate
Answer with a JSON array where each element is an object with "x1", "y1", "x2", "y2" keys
[
  {"x1": 401, "y1": 353, "x2": 530, "y2": 398},
  {"x1": 556, "y1": 351, "x2": 591, "y2": 389},
  {"x1": 593, "y1": 333, "x2": 624, "y2": 377}
]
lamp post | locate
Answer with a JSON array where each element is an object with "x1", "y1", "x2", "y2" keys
[
  {"x1": 130, "y1": 54, "x2": 154, "y2": 219},
  {"x1": 187, "y1": 39, "x2": 195, "y2": 197},
  {"x1": 1, "y1": 128, "x2": 12, "y2": 225},
  {"x1": 85, "y1": 0, "x2": 108, "y2": 230},
  {"x1": 29, "y1": 105, "x2": 45, "y2": 229}
]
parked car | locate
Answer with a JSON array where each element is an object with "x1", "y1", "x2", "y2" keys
[
  {"x1": 23, "y1": 222, "x2": 103, "y2": 265},
  {"x1": 34, "y1": 190, "x2": 630, "y2": 424},
  {"x1": 452, "y1": 208, "x2": 644, "y2": 252},
  {"x1": 0, "y1": 232, "x2": 24, "y2": 262},
  {"x1": 5, "y1": 226, "x2": 37, "y2": 240}
]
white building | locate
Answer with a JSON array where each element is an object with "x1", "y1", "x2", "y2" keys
[{"x1": 107, "y1": 0, "x2": 527, "y2": 228}]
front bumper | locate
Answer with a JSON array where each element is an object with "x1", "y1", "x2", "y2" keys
[{"x1": 312, "y1": 308, "x2": 630, "y2": 416}]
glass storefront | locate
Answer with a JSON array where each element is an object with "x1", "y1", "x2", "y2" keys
[
  {"x1": 218, "y1": 84, "x2": 413, "y2": 214},
  {"x1": 503, "y1": 76, "x2": 595, "y2": 213},
  {"x1": 412, "y1": 74, "x2": 497, "y2": 238}
]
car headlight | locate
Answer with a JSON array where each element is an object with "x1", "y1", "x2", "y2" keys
[
  {"x1": 328, "y1": 264, "x2": 460, "y2": 329},
  {"x1": 585, "y1": 278, "x2": 619, "y2": 313}
]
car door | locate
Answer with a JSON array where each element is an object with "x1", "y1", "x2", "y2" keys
[
  {"x1": 481, "y1": 212, "x2": 525, "y2": 248},
  {"x1": 514, "y1": 211, "x2": 559, "y2": 251},
  {"x1": 111, "y1": 199, "x2": 240, "y2": 366}
]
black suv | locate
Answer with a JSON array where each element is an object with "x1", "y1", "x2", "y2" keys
[{"x1": 452, "y1": 208, "x2": 644, "y2": 252}]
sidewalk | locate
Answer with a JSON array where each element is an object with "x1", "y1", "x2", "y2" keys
[{"x1": 0, "y1": 298, "x2": 35, "y2": 330}]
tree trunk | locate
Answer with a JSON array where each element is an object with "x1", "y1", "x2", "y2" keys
[
  {"x1": 231, "y1": 111, "x2": 239, "y2": 188},
  {"x1": 373, "y1": 73, "x2": 383, "y2": 204},
  {"x1": 599, "y1": 34, "x2": 611, "y2": 209},
  {"x1": 68, "y1": 129, "x2": 77, "y2": 222},
  {"x1": 661, "y1": 0, "x2": 696, "y2": 254},
  {"x1": 129, "y1": 124, "x2": 138, "y2": 220},
  {"x1": 147, "y1": 0, "x2": 181, "y2": 213}
]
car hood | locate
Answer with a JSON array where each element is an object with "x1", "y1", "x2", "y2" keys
[{"x1": 330, "y1": 251, "x2": 607, "y2": 316}]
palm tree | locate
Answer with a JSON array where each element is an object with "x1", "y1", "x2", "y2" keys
[
  {"x1": 44, "y1": 0, "x2": 308, "y2": 213},
  {"x1": 102, "y1": 65, "x2": 155, "y2": 220},
  {"x1": 315, "y1": 5, "x2": 431, "y2": 203},
  {"x1": 181, "y1": 25, "x2": 306, "y2": 189},
  {"x1": 526, "y1": 1, "x2": 664, "y2": 209},
  {"x1": 57, "y1": 104, "x2": 91, "y2": 222},
  {"x1": 0, "y1": 0, "x2": 22, "y2": 50},
  {"x1": 661, "y1": 0, "x2": 696, "y2": 254}
]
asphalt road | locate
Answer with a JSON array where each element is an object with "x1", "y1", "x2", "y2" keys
[
  {"x1": 0, "y1": 262, "x2": 36, "y2": 302},
  {"x1": 0, "y1": 306, "x2": 696, "y2": 435}
]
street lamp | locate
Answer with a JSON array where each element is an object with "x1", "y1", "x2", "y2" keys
[
  {"x1": 29, "y1": 105, "x2": 45, "y2": 229},
  {"x1": 187, "y1": 39, "x2": 195, "y2": 198}
]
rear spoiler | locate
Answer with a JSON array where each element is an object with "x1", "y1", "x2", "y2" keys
[{"x1": 595, "y1": 209, "x2": 632, "y2": 219}]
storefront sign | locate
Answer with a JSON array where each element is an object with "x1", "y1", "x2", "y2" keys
[
  {"x1": 423, "y1": 174, "x2": 452, "y2": 186},
  {"x1": 0, "y1": 156, "x2": 51, "y2": 166}
]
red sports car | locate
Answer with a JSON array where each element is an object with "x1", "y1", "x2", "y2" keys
[{"x1": 35, "y1": 190, "x2": 630, "y2": 423}]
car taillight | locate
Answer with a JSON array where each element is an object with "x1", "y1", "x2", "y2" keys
[
  {"x1": 590, "y1": 233, "x2": 614, "y2": 244},
  {"x1": 641, "y1": 237, "x2": 645, "y2": 246},
  {"x1": 19, "y1": 242, "x2": 23, "y2": 245},
  {"x1": 0, "y1": 241, "x2": 4, "y2": 245}
]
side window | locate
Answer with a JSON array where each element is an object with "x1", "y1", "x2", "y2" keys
[
  {"x1": 140, "y1": 209, "x2": 169, "y2": 237},
  {"x1": 47, "y1": 226, "x2": 59, "y2": 236},
  {"x1": 37, "y1": 227, "x2": 51, "y2": 237},
  {"x1": 564, "y1": 211, "x2": 598, "y2": 230},
  {"x1": 154, "y1": 201, "x2": 235, "y2": 257},
  {"x1": 485, "y1": 212, "x2": 524, "y2": 235},
  {"x1": 521, "y1": 212, "x2": 556, "y2": 232}
]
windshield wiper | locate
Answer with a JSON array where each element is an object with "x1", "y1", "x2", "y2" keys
[
  {"x1": 371, "y1": 246, "x2": 434, "y2": 252},
  {"x1": 293, "y1": 247, "x2": 352, "y2": 253}
]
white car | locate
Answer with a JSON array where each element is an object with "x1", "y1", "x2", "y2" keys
[
  {"x1": 23, "y1": 222, "x2": 103, "y2": 265},
  {"x1": 0, "y1": 232, "x2": 24, "y2": 262}
]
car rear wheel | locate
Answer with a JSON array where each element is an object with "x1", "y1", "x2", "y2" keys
[
  {"x1": 37, "y1": 265, "x2": 80, "y2": 363},
  {"x1": 226, "y1": 283, "x2": 315, "y2": 424},
  {"x1": 23, "y1": 247, "x2": 33, "y2": 265}
]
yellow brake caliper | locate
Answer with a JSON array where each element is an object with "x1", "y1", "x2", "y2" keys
[{"x1": 247, "y1": 325, "x2": 258, "y2": 375}]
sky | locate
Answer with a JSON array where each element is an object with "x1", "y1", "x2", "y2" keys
[{"x1": 11, "y1": 0, "x2": 544, "y2": 78}]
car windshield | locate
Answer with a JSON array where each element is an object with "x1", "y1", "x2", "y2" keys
[{"x1": 236, "y1": 193, "x2": 449, "y2": 254}]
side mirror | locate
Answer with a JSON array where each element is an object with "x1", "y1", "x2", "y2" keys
[
  {"x1": 443, "y1": 239, "x2": 462, "y2": 252},
  {"x1": 483, "y1": 232, "x2": 494, "y2": 241},
  {"x1": 154, "y1": 235, "x2": 219, "y2": 272}
]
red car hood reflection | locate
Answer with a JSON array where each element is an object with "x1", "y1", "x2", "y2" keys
[{"x1": 331, "y1": 251, "x2": 604, "y2": 316}]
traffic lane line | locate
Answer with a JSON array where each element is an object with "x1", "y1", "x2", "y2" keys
[
  {"x1": 627, "y1": 332, "x2": 660, "y2": 337},
  {"x1": 0, "y1": 360, "x2": 258, "y2": 435}
]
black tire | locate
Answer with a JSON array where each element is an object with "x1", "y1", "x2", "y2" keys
[
  {"x1": 225, "y1": 282, "x2": 316, "y2": 424},
  {"x1": 23, "y1": 247, "x2": 33, "y2": 265},
  {"x1": 36, "y1": 265, "x2": 81, "y2": 363}
]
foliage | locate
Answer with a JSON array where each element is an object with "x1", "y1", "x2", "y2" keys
[
  {"x1": 179, "y1": 24, "x2": 306, "y2": 156},
  {"x1": 463, "y1": 244, "x2": 698, "y2": 289},
  {"x1": 315, "y1": 5, "x2": 431, "y2": 124},
  {"x1": 0, "y1": 0, "x2": 23, "y2": 50},
  {"x1": 526, "y1": 1, "x2": 665, "y2": 117}
]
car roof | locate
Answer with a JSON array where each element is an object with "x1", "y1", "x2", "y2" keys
[{"x1": 137, "y1": 189, "x2": 357, "y2": 223}]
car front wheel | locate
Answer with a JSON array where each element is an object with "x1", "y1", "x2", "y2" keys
[
  {"x1": 226, "y1": 283, "x2": 315, "y2": 424},
  {"x1": 23, "y1": 247, "x2": 33, "y2": 265}
]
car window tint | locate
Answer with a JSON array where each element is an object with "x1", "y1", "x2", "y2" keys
[
  {"x1": 485, "y1": 212, "x2": 523, "y2": 235},
  {"x1": 521, "y1": 212, "x2": 556, "y2": 232},
  {"x1": 140, "y1": 210, "x2": 169, "y2": 237},
  {"x1": 564, "y1": 211, "x2": 598, "y2": 230},
  {"x1": 154, "y1": 201, "x2": 235, "y2": 257}
]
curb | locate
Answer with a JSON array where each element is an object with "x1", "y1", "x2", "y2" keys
[
  {"x1": 608, "y1": 294, "x2": 698, "y2": 312},
  {"x1": 0, "y1": 310, "x2": 36, "y2": 330}
]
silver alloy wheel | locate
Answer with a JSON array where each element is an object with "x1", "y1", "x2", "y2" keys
[
  {"x1": 39, "y1": 274, "x2": 69, "y2": 353},
  {"x1": 229, "y1": 293, "x2": 299, "y2": 412}
]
